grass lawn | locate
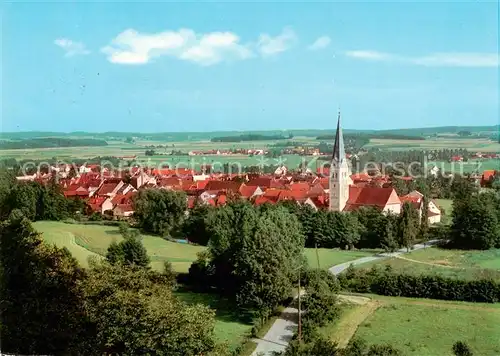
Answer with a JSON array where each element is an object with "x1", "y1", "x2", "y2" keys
[
  {"x1": 174, "y1": 289, "x2": 253, "y2": 351},
  {"x1": 304, "y1": 248, "x2": 377, "y2": 270},
  {"x1": 354, "y1": 298, "x2": 500, "y2": 356},
  {"x1": 322, "y1": 293, "x2": 500, "y2": 356},
  {"x1": 33, "y1": 221, "x2": 204, "y2": 272},
  {"x1": 357, "y1": 247, "x2": 500, "y2": 281}
]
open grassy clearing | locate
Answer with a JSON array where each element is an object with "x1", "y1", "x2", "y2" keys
[
  {"x1": 33, "y1": 221, "x2": 204, "y2": 272},
  {"x1": 355, "y1": 299, "x2": 500, "y2": 356},
  {"x1": 304, "y1": 248, "x2": 377, "y2": 270},
  {"x1": 356, "y1": 247, "x2": 500, "y2": 281},
  {"x1": 322, "y1": 293, "x2": 500, "y2": 356}
]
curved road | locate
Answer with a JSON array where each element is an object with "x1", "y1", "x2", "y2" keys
[{"x1": 251, "y1": 240, "x2": 440, "y2": 356}]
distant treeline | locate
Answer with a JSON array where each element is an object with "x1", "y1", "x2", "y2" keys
[
  {"x1": 316, "y1": 133, "x2": 425, "y2": 141},
  {"x1": 211, "y1": 134, "x2": 292, "y2": 142},
  {"x1": 0, "y1": 138, "x2": 108, "y2": 150}
]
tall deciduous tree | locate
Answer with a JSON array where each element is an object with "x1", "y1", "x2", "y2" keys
[
  {"x1": 451, "y1": 193, "x2": 500, "y2": 249},
  {"x1": 399, "y1": 202, "x2": 418, "y2": 252},
  {"x1": 82, "y1": 261, "x2": 223, "y2": 355},
  {"x1": 0, "y1": 211, "x2": 90, "y2": 355},
  {"x1": 133, "y1": 189, "x2": 187, "y2": 236}
]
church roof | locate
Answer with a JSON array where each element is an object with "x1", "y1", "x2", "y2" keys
[{"x1": 332, "y1": 111, "x2": 346, "y2": 165}]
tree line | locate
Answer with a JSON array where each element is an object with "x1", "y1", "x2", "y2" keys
[{"x1": 0, "y1": 137, "x2": 108, "y2": 149}]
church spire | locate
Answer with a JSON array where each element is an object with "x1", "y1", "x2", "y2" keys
[{"x1": 332, "y1": 109, "x2": 345, "y2": 164}]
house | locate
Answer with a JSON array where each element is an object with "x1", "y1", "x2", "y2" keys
[
  {"x1": 113, "y1": 204, "x2": 134, "y2": 218},
  {"x1": 481, "y1": 170, "x2": 497, "y2": 187},
  {"x1": 400, "y1": 190, "x2": 442, "y2": 224},
  {"x1": 344, "y1": 186, "x2": 402, "y2": 214}
]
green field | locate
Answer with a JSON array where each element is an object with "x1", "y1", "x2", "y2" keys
[
  {"x1": 357, "y1": 247, "x2": 500, "y2": 281},
  {"x1": 304, "y1": 248, "x2": 377, "y2": 270},
  {"x1": 365, "y1": 137, "x2": 500, "y2": 152},
  {"x1": 33, "y1": 221, "x2": 204, "y2": 272},
  {"x1": 354, "y1": 296, "x2": 500, "y2": 356},
  {"x1": 321, "y1": 294, "x2": 500, "y2": 356}
]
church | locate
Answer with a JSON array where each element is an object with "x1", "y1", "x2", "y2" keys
[{"x1": 328, "y1": 113, "x2": 402, "y2": 215}]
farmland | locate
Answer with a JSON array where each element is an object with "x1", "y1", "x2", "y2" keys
[
  {"x1": 356, "y1": 246, "x2": 500, "y2": 281},
  {"x1": 1, "y1": 133, "x2": 498, "y2": 174},
  {"x1": 328, "y1": 294, "x2": 500, "y2": 356}
]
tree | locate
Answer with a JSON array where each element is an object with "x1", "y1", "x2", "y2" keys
[
  {"x1": 0, "y1": 211, "x2": 90, "y2": 354},
  {"x1": 420, "y1": 194, "x2": 430, "y2": 244},
  {"x1": 182, "y1": 203, "x2": 213, "y2": 245},
  {"x1": 193, "y1": 202, "x2": 305, "y2": 320},
  {"x1": 453, "y1": 341, "x2": 473, "y2": 356},
  {"x1": 381, "y1": 219, "x2": 398, "y2": 252},
  {"x1": 235, "y1": 207, "x2": 303, "y2": 319},
  {"x1": 451, "y1": 193, "x2": 500, "y2": 249},
  {"x1": 82, "y1": 261, "x2": 222, "y2": 355},
  {"x1": 105, "y1": 235, "x2": 150, "y2": 268},
  {"x1": 133, "y1": 189, "x2": 187, "y2": 236},
  {"x1": 399, "y1": 202, "x2": 418, "y2": 252}
]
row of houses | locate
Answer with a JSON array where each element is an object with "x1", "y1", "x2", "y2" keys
[{"x1": 42, "y1": 166, "x2": 443, "y2": 224}]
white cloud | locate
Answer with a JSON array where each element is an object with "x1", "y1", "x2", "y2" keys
[
  {"x1": 412, "y1": 53, "x2": 500, "y2": 67},
  {"x1": 308, "y1": 36, "x2": 331, "y2": 51},
  {"x1": 345, "y1": 50, "x2": 499, "y2": 67},
  {"x1": 256, "y1": 27, "x2": 297, "y2": 57},
  {"x1": 344, "y1": 50, "x2": 395, "y2": 61},
  {"x1": 54, "y1": 38, "x2": 90, "y2": 57},
  {"x1": 102, "y1": 28, "x2": 253, "y2": 66}
]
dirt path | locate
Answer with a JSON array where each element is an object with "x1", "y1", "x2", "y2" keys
[
  {"x1": 333, "y1": 298, "x2": 382, "y2": 348},
  {"x1": 394, "y1": 255, "x2": 458, "y2": 268}
]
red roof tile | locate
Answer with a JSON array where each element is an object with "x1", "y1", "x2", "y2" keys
[{"x1": 344, "y1": 186, "x2": 400, "y2": 211}]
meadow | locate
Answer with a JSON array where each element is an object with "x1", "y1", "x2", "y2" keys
[
  {"x1": 365, "y1": 137, "x2": 500, "y2": 152},
  {"x1": 33, "y1": 221, "x2": 204, "y2": 272},
  {"x1": 321, "y1": 294, "x2": 500, "y2": 356},
  {"x1": 356, "y1": 247, "x2": 500, "y2": 281},
  {"x1": 352, "y1": 295, "x2": 500, "y2": 356}
]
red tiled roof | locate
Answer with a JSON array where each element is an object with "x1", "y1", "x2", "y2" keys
[
  {"x1": 482, "y1": 170, "x2": 496, "y2": 181},
  {"x1": 246, "y1": 177, "x2": 284, "y2": 189},
  {"x1": 344, "y1": 186, "x2": 400, "y2": 211},
  {"x1": 205, "y1": 180, "x2": 243, "y2": 193},
  {"x1": 96, "y1": 183, "x2": 119, "y2": 196},
  {"x1": 350, "y1": 173, "x2": 371, "y2": 182},
  {"x1": 288, "y1": 182, "x2": 309, "y2": 192},
  {"x1": 240, "y1": 185, "x2": 259, "y2": 198}
]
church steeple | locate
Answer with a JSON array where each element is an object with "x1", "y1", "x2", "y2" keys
[
  {"x1": 329, "y1": 109, "x2": 350, "y2": 212},
  {"x1": 332, "y1": 110, "x2": 345, "y2": 164}
]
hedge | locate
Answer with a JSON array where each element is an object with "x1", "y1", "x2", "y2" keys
[{"x1": 338, "y1": 267, "x2": 500, "y2": 303}]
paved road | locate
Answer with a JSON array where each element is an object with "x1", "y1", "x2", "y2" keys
[{"x1": 251, "y1": 240, "x2": 440, "y2": 355}]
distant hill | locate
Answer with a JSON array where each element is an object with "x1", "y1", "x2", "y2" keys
[
  {"x1": 0, "y1": 125, "x2": 497, "y2": 141},
  {"x1": 0, "y1": 137, "x2": 108, "y2": 149}
]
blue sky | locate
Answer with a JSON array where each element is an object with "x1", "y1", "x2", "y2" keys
[{"x1": 2, "y1": 1, "x2": 499, "y2": 132}]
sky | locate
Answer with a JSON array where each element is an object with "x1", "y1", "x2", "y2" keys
[{"x1": 2, "y1": 1, "x2": 499, "y2": 132}]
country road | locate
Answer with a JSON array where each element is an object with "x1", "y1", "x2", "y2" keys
[{"x1": 251, "y1": 240, "x2": 441, "y2": 356}]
